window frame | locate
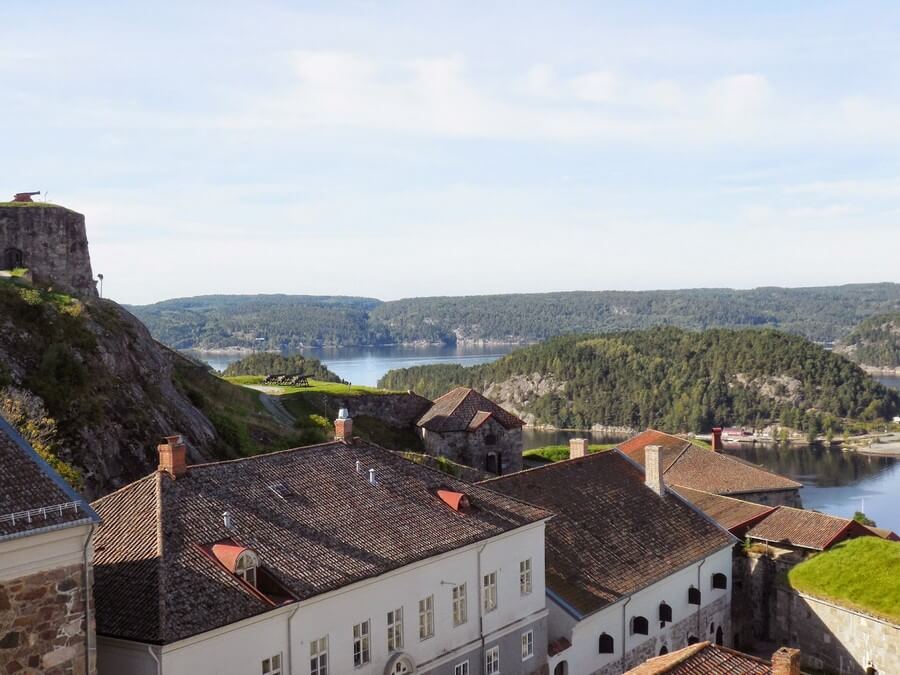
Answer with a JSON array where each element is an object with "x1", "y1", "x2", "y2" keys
[
  {"x1": 521, "y1": 629, "x2": 534, "y2": 661},
  {"x1": 387, "y1": 606, "x2": 404, "y2": 651},
  {"x1": 419, "y1": 595, "x2": 435, "y2": 641},
  {"x1": 261, "y1": 652, "x2": 282, "y2": 675},
  {"x1": 520, "y1": 558, "x2": 533, "y2": 595},
  {"x1": 485, "y1": 645, "x2": 500, "y2": 675},
  {"x1": 483, "y1": 571, "x2": 498, "y2": 613},
  {"x1": 309, "y1": 637, "x2": 328, "y2": 675},
  {"x1": 454, "y1": 661, "x2": 470, "y2": 675},
  {"x1": 598, "y1": 632, "x2": 615, "y2": 654},
  {"x1": 235, "y1": 550, "x2": 259, "y2": 587},
  {"x1": 452, "y1": 583, "x2": 468, "y2": 626},
  {"x1": 712, "y1": 572, "x2": 728, "y2": 590},
  {"x1": 631, "y1": 615, "x2": 649, "y2": 635},
  {"x1": 353, "y1": 619, "x2": 371, "y2": 667}
]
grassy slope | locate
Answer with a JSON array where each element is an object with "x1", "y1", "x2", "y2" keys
[
  {"x1": 787, "y1": 537, "x2": 900, "y2": 623},
  {"x1": 224, "y1": 375, "x2": 392, "y2": 396},
  {"x1": 523, "y1": 444, "x2": 616, "y2": 462}
]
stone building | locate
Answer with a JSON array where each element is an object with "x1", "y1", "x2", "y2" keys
[
  {"x1": 0, "y1": 203, "x2": 97, "y2": 297},
  {"x1": 0, "y1": 415, "x2": 101, "y2": 674},
  {"x1": 416, "y1": 387, "x2": 525, "y2": 475}
]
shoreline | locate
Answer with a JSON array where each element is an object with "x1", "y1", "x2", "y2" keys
[{"x1": 182, "y1": 340, "x2": 531, "y2": 355}]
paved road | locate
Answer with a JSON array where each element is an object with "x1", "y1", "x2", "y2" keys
[{"x1": 259, "y1": 393, "x2": 296, "y2": 427}]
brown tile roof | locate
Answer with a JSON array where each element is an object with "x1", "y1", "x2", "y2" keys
[
  {"x1": 418, "y1": 387, "x2": 524, "y2": 433},
  {"x1": 481, "y1": 451, "x2": 734, "y2": 617},
  {"x1": 864, "y1": 525, "x2": 900, "y2": 542},
  {"x1": 620, "y1": 430, "x2": 801, "y2": 496},
  {"x1": 0, "y1": 416, "x2": 98, "y2": 541},
  {"x1": 672, "y1": 486, "x2": 776, "y2": 534},
  {"x1": 746, "y1": 506, "x2": 873, "y2": 551},
  {"x1": 91, "y1": 440, "x2": 549, "y2": 644},
  {"x1": 625, "y1": 641, "x2": 772, "y2": 674}
]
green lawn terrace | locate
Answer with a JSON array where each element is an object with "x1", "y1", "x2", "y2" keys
[
  {"x1": 787, "y1": 536, "x2": 900, "y2": 623},
  {"x1": 223, "y1": 375, "x2": 397, "y2": 396}
]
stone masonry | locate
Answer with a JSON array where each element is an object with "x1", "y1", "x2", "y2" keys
[
  {"x1": 0, "y1": 562, "x2": 94, "y2": 675},
  {"x1": 422, "y1": 420, "x2": 523, "y2": 475}
]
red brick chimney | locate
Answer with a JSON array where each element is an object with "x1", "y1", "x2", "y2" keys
[
  {"x1": 711, "y1": 427, "x2": 723, "y2": 452},
  {"x1": 158, "y1": 435, "x2": 187, "y2": 478},
  {"x1": 335, "y1": 408, "x2": 353, "y2": 442},
  {"x1": 771, "y1": 647, "x2": 801, "y2": 675}
]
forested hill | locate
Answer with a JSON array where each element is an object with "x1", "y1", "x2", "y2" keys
[
  {"x1": 377, "y1": 328, "x2": 899, "y2": 433},
  {"x1": 837, "y1": 312, "x2": 900, "y2": 369},
  {"x1": 129, "y1": 284, "x2": 900, "y2": 350}
]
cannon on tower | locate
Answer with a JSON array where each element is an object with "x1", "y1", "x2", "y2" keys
[{"x1": 12, "y1": 191, "x2": 40, "y2": 202}]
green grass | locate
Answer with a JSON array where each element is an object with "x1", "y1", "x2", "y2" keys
[
  {"x1": 787, "y1": 537, "x2": 900, "y2": 623},
  {"x1": 0, "y1": 201, "x2": 72, "y2": 210},
  {"x1": 523, "y1": 443, "x2": 615, "y2": 463},
  {"x1": 9, "y1": 267, "x2": 28, "y2": 278},
  {"x1": 223, "y1": 375, "x2": 395, "y2": 396}
]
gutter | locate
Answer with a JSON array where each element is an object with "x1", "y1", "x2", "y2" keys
[
  {"x1": 697, "y1": 555, "x2": 708, "y2": 638},
  {"x1": 477, "y1": 542, "x2": 486, "y2": 675},
  {"x1": 82, "y1": 523, "x2": 96, "y2": 675},
  {"x1": 286, "y1": 604, "x2": 300, "y2": 675},
  {"x1": 621, "y1": 595, "x2": 633, "y2": 670},
  {"x1": 147, "y1": 645, "x2": 161, "y2": 675}
]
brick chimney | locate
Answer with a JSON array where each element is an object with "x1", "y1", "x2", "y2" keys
[
  {"x1": 158, "y1": 435, "x2": 187, "y2": 478},
  {"x1": 335, "y1": 408, "x2": 353, "y2": 442},
  {"x1": 711, "y1": 427, "x2": 723, "y2": 452},
  {"x1": 644, "y1": 444, "x2": 665, "y2": 496},
  {"x1": 771, "y1": 647, "x2": 801, "y2": 675},
  {"x1": 569, "y1": 438, "x2": 588, "y2": 459}
]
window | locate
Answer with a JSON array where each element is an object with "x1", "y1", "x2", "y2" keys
[
  {"x1": 688, "y1": 586, "x2": 702, "y2": 605},
  {"x1": 235, "y1": 550, "x2": 258, "y2": 587},
  {"x1": 598, "y1": 632, "x2": 614, "y2": 654},
  {"x1": 712, "y1": 572, "x2": 728, "y2": 590},
  {"x1": 658, "y1": 601, "x2": 672, "y2": 623},
  {"x1": 485, "y1": 433, "x2": 497, "y2": 446},
  {"x1": 485, "y1": 645, "x2": 500, "y2": 675},
  {"x1": 452, "y1": 583, "x2": 467, "y2": 626},
  {"x1": 387, "y1": 607, "x2": 404, "y2": 651},
  {"x1": 659, "y1": 645, "x2": 669, "y2": 656},
  {"x1": 631, "y1": 616, "x2": 649, "y2": 635},
  {"x1": 483, "y1": 571, "x2": 498, "y2": 612},
  {"x1": 688, "y1": 635, "x2": 699, "y2": 645},
  {"x1": 353, "y1": 620, "x2": 370, "y2": 667},
  {"x1": 521, "y1": 630, "x2": 534, "y2": 660},
  {"x1": 520, "y1": 558, "x2": 533, "y2": 595},
  {"x1": 419, "y1": 595, "x2": 434, "y2": 640},
  {"x1": 262, "y1": 654, "x2": 282, "y2": 675},
  {"x1": 454, "y1": 661, "x2": 470, "y2": 675},
  {"x1": 310, "y1": 637, "x2": 328, "y2": 675}
]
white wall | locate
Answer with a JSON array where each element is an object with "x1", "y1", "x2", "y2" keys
[{"x1": 0, "y1": 523, "x2": 92, "y2": 580}]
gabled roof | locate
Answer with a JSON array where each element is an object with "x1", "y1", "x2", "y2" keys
[
  {"x1": 91, "y1": 439, "x2": 549, "y2": 644},
  {"x1": 481, "y1": 451, "x2": 734, "y2": 617},
  {"x1": 625, "y1": 641, "x2": 772, "y2": 674},
  {"x1": 0, "y1": 415, "x2": 98, "y2": 542},
  {"x1": 620, "y1": 429, "x2": 801, "y2": 496},
  {"x1": 746, "y1": 506, "x2": 874, "y2": 551},
  {"x1": 417, "y1": 387, "x2": 524, "y2": 433},
  {"x1": 672, "y1": 486, "x2": 776, "y2": 534}
]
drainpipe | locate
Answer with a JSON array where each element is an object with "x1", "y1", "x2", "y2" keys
[
  {"x1": 287, "y1": 604, "x2": 300, "y2": 674},
  {"x1": 620, "y1": 595, "x2": 632, "y2": 671},
  {"x1": 147, "y1": 645, "x2": 161, "y2": 675},
  {"x1": 477, "y1": 542, "x2": 487, "y2": 675},
  {"x1": 82, "y1": 523, "x2": 95, "y2": 675},
  {"x1": 697, "y1": 556, "x2": 708, "y2": 639}
]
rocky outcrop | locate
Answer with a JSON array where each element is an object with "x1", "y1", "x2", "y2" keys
[{"x1": 484, "y1": 373, "x2": 566, "y2": 425}]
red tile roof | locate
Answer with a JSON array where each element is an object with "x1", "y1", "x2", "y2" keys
[
  {"x1": 620, "y1": 430, "x2": 801, "y2": 496},
  {"x1": 672, "y1": 486, "x2": 776, "y2": 535},
  {"x1": 746, "y1": 506, "x2": 874, "y2": 551},
  {"x1": 481, "y1": 451, "x2": 734, "y2": 616},
  {"x1": 418, "y1": 387, "x2": 524, "y2": 433},
  {"x1": 625, "y1": 641, "x2": 772, "y2": 674}
]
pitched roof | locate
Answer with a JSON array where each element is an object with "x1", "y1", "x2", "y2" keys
[
  {"x1": 672, "y1": 486, "x2": 776, "y2": 534},
  {"x1": 619, "y1": 429, "x2": 801, "y2": 496},
  {"x1": 625, "y1": 641, "x2": 772, "y2": 674},
  {"x1": 91, "y1": 439, "x2": 549, "y2": 644},
  {"x1": 417, "y1": 387, "x2": 524, "y2": 433},
  {"x1": 746, "y1": 506, "x2": 873, "y2": 551},
  {"x1": 0, "y1": 415, "x2": 98, "y2": 542},
  {"x1": 481, "y1": 451, "x2": 734, "y2": 617}
]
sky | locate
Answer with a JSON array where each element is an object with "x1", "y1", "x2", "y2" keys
[{"x1": 3, "y1": 1, "x2": 900, "y2": 304}]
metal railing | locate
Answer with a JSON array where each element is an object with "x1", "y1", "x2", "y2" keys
[{"x1": 0, "y1": 501, "x2": 81, "y2": 527}]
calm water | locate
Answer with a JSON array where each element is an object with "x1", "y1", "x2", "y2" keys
[{"x1": 190, "y1": 346, "x2": 900, "y2": 531}]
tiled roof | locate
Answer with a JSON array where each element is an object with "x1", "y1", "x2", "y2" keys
[
  {"x1": 745, "y1": 506, "x2": 872, "y2": 551},
  {"x1": 417, "y1": 387, "x2": 524, "y2": 433},
  {"x1": 619, "y1": 430, "x2": 801, "y2": 496},
  {"x1": 672, "y1": 486, "x2": 776, "y2": 534},
  {"x1": 91, "y1": 440, "x2": 549, "y2": 644},
  {"x1": 864, "y1": 525, "x2": 900, "y2": 542},
  {"x1": 481, "y1": 451, "x2": 734, "y2": 616},
  {"x1": 0, "y1": 416, "x2": 98, "y2": 541},
  {"x1": 625, "y1": 641, "x2": 772, "y2": 674}
]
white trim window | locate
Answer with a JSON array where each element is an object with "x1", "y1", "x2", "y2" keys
[
  {"x1": 483, "y1": 571, "x2": 498, "y2": 613},
  {"x1": 353, "y1": 620, "x2": 371, "y2": 667},
  {"x1": 236, "y1": 550, "x2": 259, "y2": 586},
  {"x1": 309, "y1": 637, "x2": 328, "y2": 675},
  {"x1": 387, "y1": 607, "x2": 404, "y2": 651},
  {"x1": 521, "y1": 630, "x2": 534, "y2": 660},
  {"x1": 454, "y1": 661, "x2": 470, "y2": 675},
  {"x1": 485, "y1": 645, "x2": 500, "y2": 675},
  {"x1": 452, "y1": 583, "x2": 467, "y2": 626},
  {"x1": 419, "y1": 595, "x2": 434, "y2": 640},
  {"x1": 520, "y1": 558, "x2": 532, "y2": 595},
  {"x1": 261, "y1": 653, "x2": 282, "y2": 675}
]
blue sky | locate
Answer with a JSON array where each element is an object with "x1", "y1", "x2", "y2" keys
[{"x1": 3, "y1": 1, "x2": 899, "y2": 304}]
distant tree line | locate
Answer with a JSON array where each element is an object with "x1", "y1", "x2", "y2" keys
[
  {"x1": 838, "y1": 312, "x2": 900, "y2": 368},
  {"x1": 222, "y1": 353, "x2": 340, "y2": 382}
]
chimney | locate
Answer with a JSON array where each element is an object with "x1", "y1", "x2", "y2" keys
[
  {"x1": 711, "y1": 427, "x2": 723, "y2": 452},
  {"x1": 158, "y1": 435, "x2": 187, "y2": 478},
  {"x1": 771, "y1": 647, "x2": 801, "y2": 675},
  {"x1": 569, "y1": 438, "x2": 589, "y2": 459},
  {"x1": 644, "y1": 444, "x2": 665, "y2": 496},
  {"x1": 335, "y1": 408, "x2": 353, "y2": 442}
]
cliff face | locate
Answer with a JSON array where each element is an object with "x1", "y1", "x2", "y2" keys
[{"x1": 0, "y1": 204, "x2": 97, "y2": 298}]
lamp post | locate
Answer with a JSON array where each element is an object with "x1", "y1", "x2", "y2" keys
[{"x1": 97, "y1": 273, "x2": 104, "y2": 298}]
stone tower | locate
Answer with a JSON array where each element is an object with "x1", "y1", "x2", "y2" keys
[{"x1": 0, "y1": 203, "x2": 98, "y2": 297}]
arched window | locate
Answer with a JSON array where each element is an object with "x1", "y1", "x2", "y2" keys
[
  {"x1": 688, "y1": 635, "x2": 699, "y2": 645},
  {"x1": 598, "y1": 633, "x2": 614, "y2": 654},
  {"x1": 658, "y1": 602, "x2": 672, "y2": 623},
  {"x1": 688, "y1": 586, "x2": 701, "y2": 605},
  {"x1": 715, "y1": 626, "x2": 724, "y2": 646},
  {"x1": 3, "y1": 248, "x2": 23, "y2": 270},
  {"x1": 631, "y1": 616, "x2": 649, "y2": 635},
  {"x1": 554, "y1": 662, "x2": 568, "y2": 675},
  {"x1": 659, "y1": 645, "x2": 668, "y2": 656},
  {"x1": 712, "y1": 572, "x2": 728, "y2": 589},
  {"x1": 235, "y1": 550, "x2": 259, "y2": 586}
]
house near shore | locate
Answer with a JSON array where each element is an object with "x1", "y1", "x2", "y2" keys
[{"x1": 417, "y1": 387, "x2": 525, "y2": 476}]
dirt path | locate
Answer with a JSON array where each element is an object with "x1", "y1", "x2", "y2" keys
[{"x1": 259, "y1": 393, "x2": 296, "y2": 427}]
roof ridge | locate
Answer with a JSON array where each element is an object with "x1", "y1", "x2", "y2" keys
[
  {"x1": 721, "y1": 453, "x2": 803, "y2": 488},
  {"x1": 91, "y1": 471, "x2": 159, "y2": 507},
  {"x1": 187, "y1": 439, "x2": 348, "y2": 470},
  {"x1": 155, "y1": 472, "x2": 167, "y2": 642},
  {"x1": 480, "y1": 447, "x2": 629, "y2": 484}
]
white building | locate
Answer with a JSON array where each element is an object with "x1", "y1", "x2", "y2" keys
[
  {"x1": 91, "y1": 418, "x2": 550, "y2": 675},
  {"x1": 483, "y1": 440, "x2": 736, "y2": 675}
]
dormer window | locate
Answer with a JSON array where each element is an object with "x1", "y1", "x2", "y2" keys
[{"x1": 235, "y1": 550, "x2": 259, "y2": 586}]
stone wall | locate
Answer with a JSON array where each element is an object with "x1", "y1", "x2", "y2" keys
[
  {"x1": 0, "y1": 205, "x2": 97, "y2": 297},
  {"x1": 422, "y1": 421, "x2": 523, "y2": 475},
  {"x1": 0, "y1": 562, "x2": 94, "y2": 675},
  {"x1": 736, "y1": 488, "x2": 802, "y2": 508},
  {"x1": 331, "y1": 392, "x2": 432, "y2": 429}
]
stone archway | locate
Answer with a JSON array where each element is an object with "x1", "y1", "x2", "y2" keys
[{"x1": 3, "y1": 247, "x2": 23, "y2": 270}]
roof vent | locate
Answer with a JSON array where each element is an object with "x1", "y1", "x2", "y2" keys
[
  {"x1": 368, "y1": 468, "x2": 376, "y2": 485},
  {"x1": 223, "y1": 511, "x2": 233, "y2": 529},
  {"x1": 355, "y1": 460, "x2": 361, "y2": 473}
]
